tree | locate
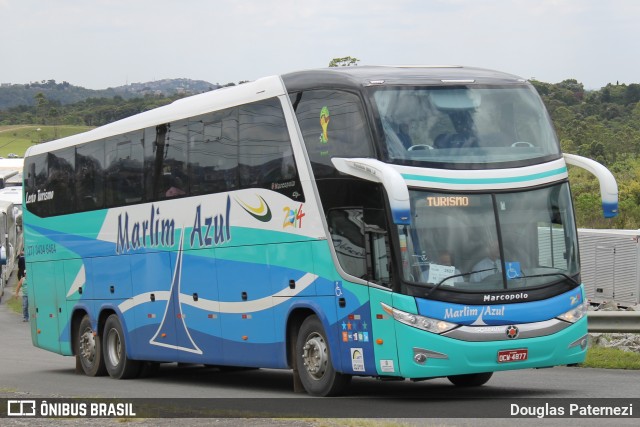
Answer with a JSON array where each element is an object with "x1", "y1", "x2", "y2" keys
[
  {"x1": 328, "y1": 56, "x2": 360, "y2": 67},
  {"x1": 34, "y1": 92, "x2": 47, "y2": 124}
]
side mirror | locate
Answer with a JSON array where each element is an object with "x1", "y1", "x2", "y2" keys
[
  {"x1": 0, "y1": 245, "x2": 6, "y2": 266},
  {"x1": 563, "y1": 153, "x2": 618, "y2": 218},
  {"x1": 331, "y1": 158, "x2": 410, "y2": 225}
]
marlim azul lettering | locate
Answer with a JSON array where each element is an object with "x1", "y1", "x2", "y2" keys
[{"x1": 116, "y1": 196, "x2": 231, "y2": 254}]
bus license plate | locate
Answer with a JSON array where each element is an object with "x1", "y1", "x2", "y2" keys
[{"x1": 497, "y1": 348, "x2": 528, "y2": 363}]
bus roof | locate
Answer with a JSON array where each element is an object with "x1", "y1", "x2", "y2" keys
[
  {"x1": 24, "y1": 75, "x2": 287, "y2": 157},
  {"x1": 0, "y1": 199, "x2": 14, "y2": 211},
  {"x1": 0, "y1": 186, "x2": 22, "y2": 205},
  {"x1": 281, "y1": 65, "x2": 527, "y2": 92},
  {"x1": 0, "y1": 159, "x2": 24, "y2": 169}
]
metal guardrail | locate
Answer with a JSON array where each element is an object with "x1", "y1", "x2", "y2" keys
[{"x1": 587, "y1": 311, "x2": 640, "y2": 333}]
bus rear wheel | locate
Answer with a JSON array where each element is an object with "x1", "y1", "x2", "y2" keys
[
  {"x1": 103, "y1": 314, "x2": 141, "y2": 379},
  {"x1": 76, "y1": 315, "x2": 106, "y2": 377},
  {"x1": 295, "y1": 315, "x2": 350, "y2": 396},
  {"x1": 447, "y1": 372, "x2": 493, "y2": 387}
]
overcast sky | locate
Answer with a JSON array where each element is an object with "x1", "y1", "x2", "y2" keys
[{"x1": 1, "y1": 0, "x2": 638, "y2": 90}]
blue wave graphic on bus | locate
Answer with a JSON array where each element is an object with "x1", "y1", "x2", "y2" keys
[{"x1": 148, "y1": 230, "x2": 202, "y2": 354}]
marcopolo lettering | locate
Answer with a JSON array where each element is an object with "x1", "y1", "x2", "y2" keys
[
  {"x1": 271, "y1": 180, "x2": 296, "y2": 190},
  {"x1": 483, "y1": 292, "x2": 529, "y2": 302}
]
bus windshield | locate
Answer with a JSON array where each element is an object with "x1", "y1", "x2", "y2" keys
[
  {"x1": 372, "y1": 85, "x2": 560, "y2": 167},
  {"x1": 399, "y1": 183, "x2": 579, "y2": 292}
]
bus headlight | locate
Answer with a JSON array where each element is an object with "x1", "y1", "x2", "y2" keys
[
  {"x1": 557, "y1": 300, "x2": 589, "y2": 323},
  {"x1": 381, "y1": 303, "x2": 458, "y2": 334}
]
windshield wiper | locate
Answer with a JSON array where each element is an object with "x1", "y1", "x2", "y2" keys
[{"x1": 513, "y1": 272, "x2": 581, "y2": 287}]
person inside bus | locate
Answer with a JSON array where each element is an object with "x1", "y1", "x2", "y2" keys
[
  {"x1": 471, "y1": 240, "x2": 501, "y2": 282},
  {"x1": 165, "y1": 176, "x2": 186, "y2": 197},
  {"x1": 437, "y1": 250, "x2": 462, "y2": 285},
  {"x1": 393, "y1": 122, "x2": 412, "y2": 149},
  {"x1": 381, "y1": 118, "x2": 410, "y2": 158},
  {"x1": 420, "y1": 250, "x2": 462, "y2": 285},
  {"x1": 378, "y1": 93, "x2": 425, "y2": 155},
  {"x1": 438, "y1": 250, "x2": 459, "y2": 271}
]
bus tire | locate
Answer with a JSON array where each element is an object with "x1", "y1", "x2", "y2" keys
[
  {"x1": 295, "y1": 315, "x2": 350, "y2": 396},
  {"x1": 103, "y1": 314, "x2": 141, "y2": 379},
  {"x1": 447, "y1": 372, "x2": 493, "y2": 387},
  {"x1": 76, "y1": 315, "x2": 107, "y2": 377}
]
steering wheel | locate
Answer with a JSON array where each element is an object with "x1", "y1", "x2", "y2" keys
[
  {"x1": 408, "y1": 144, "x2": 434, "y2": 151},
  {"x1": 511, "y1": 141, "x2": 535, "y2": 148}
]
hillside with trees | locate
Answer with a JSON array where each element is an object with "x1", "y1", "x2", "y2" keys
[
  {"x1": 530, "y1": 79, "x2": 640, "y2": 229},
  {"x1": 0, "y1": 79, "x2": 220, "y2": 110},
  {"x1": 1, "y1": 76, "x2": 639, "y2": 229}
]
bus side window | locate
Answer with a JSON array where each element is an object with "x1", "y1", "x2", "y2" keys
[
  {"x1": 188, "y1": 108, "x2": 239, "y2": 196},
  {"x1": 328, "y1": 208, "x2": 367, "y2": 279},
  {"x1": 239, "y1": 98, "x2": 303, "y2": 200},
  {"x1": 293, "y1": 89, "x2": 374, "y2": 178},
  {"x1": 328, "y1": 207, "x2": 391, "y2": 287},
  {"x1": 160, "y1": 120, "x2": 189, "y2": 199},
  {"x1": 76, "y1": 139, "x2": 105, "y2": 211},
  {"x1": 105, "y1": 132, "x2": 144, "y2": 207},
  {"x1": 47, "y1": 148, "x2": 75, "y2": 215},
  {"x1": 25, "y1": 156, "x2": 47, "y2": 216}
]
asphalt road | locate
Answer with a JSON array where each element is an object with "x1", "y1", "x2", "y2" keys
[{"x1": 0, "y1": 273, "x2": 638, "y2": 426}]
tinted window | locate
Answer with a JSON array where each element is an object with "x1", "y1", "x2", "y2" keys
[
  {"x1": 47, "y1": 148, "x2": 76, "y2": 215},
  {"x1": 188, "y1": 108, "x2": 239, "y2": 195},
  {"x1": 24, "y1": 154, "x2": 50, "y2": 217},
  {"x1": 76, "y1": 140, "x2": 105, "y2": 211},
  {"x1": 161, "y1": 120, "x2": 189, "y2": 199},
  {"x1": 239, "y1": 98, "x2": 302, "y2": 200},
  {"x1": 144, "y1": 125, "x2": 164, "y2": 201},
  {"x1": 25, "y1": 97, "x2": 304, "y2": 217},
  {"x1": 105, "y1": 131, "x2": 144, "y2": 207},
  {"x1": 293, "y1": 90, "x2": 374, "y2": 177}
]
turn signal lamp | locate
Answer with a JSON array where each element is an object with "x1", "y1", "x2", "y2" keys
[{"x1": 557, "y1": 300, "x2": 589, "y2": 323}]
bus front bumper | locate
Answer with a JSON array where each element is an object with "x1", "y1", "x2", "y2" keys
[{"x1": 392, "y1": 317, "x2": 588, "y2": 379}]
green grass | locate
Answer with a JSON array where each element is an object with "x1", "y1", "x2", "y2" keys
[
  {"x1": 0, "y1": 125, "x2": 93, "y2": 157},
  {"x1": 4, "y1": 292, "x2": 22, "y2": 314},
  {"x1": 580, "y1": 345, "x2": 640, "y2": 369}
]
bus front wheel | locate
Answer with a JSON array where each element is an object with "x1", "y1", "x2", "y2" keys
[
  {"x1": 295, "y1": 315, "x2": 350, "y2": 396},
  {"x1": 103, "y1": 314, "x2": 141, "y2": 379},
  {"x1": 447, "y1": 372, "x2": 493, "y2": 387},
  {"x1": 76, "y1": 315, "x2": 106, "y2": 377}
]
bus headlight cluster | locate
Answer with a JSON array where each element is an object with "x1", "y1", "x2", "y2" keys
[
  {"x1": 557, "y1": 300, "x2": 589, "y2": 323},
  {"x1": 381, "y1": 303, "x2": 458, "y2": 334}
]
